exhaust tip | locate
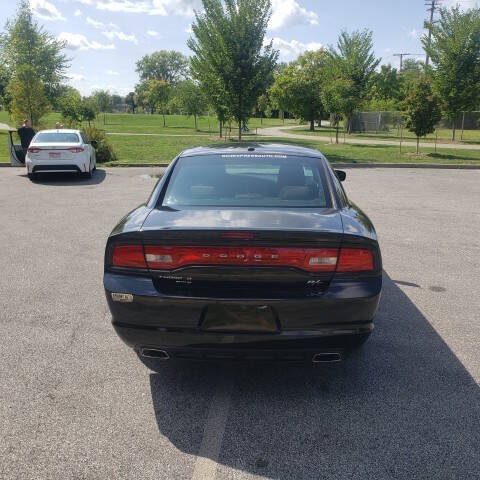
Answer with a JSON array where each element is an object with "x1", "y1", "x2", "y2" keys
[
  {"x1": 140, "y1": 348, "x2": 170, "y2": 360},
  {"x1": 312, "y1": 352, "x2": 342, "y2": 363}
]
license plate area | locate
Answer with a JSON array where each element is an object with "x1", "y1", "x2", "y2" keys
[
  {"x1": 49, "y1": 152, "x2": 61, "y2": 158},
  {"x1": 200, "y1": 304, "x2": 279, "y2": 333}
]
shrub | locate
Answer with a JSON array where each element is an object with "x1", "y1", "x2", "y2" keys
[{"x1": 82, "y1": 126, "x2": 117, "y2": 163}]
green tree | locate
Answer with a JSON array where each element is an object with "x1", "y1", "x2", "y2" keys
[
  {"x1": 270, "y1": 50, "x2": 326, "y2": 131},
  {"x1": 189, "y1": 0, "x2": 278, "y2": 140},
  {"x1": 257, "y1": 93, "x2": 270, "y2": 124},
  {"x1": 146, "y1": 79, "x2": 171, "y2": 126},
  {"x1": 190, "y1": 51, "x2": 230, "y2": 138},
  {"x1": 79, "y1": 101, "x2": 96, "y2": 125},
  {"x1": 371, "y1": 64, "x2": 402, "y2": 104},
  {"x1": 0, "y1": 0, "x2": 68, "y2": 103},
  {"x1": 58, "y1": 86, "x2": 82, "y2": 126},
  {"x1": 6, "y1": 64, "x2": 50, "y2": 127},
  {"x1": 176, "y1": 80, "x2": 208, "y2": 130},
  {"x1": 136, "y1": 50, "x2": 189, "y2": 84},
  {"x1": 321, "y1": 78, "x2": 355, "y2": 143},
  {"x1": 423, "y1": 6, "x2": 480, "y2": 140},
  {"x1": 91, "y1": 89, "x2": 113, "y2": 124},
  {"x1": 125, "y1": 91, "x2": 137, "y2": 114},
  {"x1": 326, "y1": 29, "x2": 380, "y2": 132},
  {"x1": 403, "y1": 76, "x2": 441, "y2": 154}
]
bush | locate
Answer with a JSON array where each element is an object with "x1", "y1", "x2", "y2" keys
[{"x1": 82, "y1": 126, "x2": 117, "y2": 163}]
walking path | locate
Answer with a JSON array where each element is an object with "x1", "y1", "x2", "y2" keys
[{"x1": 257, "y1": 125, "x2": 480, "y2": 151}]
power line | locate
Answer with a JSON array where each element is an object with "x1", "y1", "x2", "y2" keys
[{"x1": 425, "y1": 0, "x2": 442, "y2": 65}]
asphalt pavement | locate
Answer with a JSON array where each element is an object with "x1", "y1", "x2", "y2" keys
[{"x1": 1, "y1": 166, "x2": 479, "y2": 480}]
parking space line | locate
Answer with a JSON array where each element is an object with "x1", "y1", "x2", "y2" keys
[{"x1": 192, "y1": 370, "x2": 234, "y2": 480}]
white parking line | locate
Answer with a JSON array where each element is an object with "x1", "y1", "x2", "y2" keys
[{"x1": 191, "y1": 370, "x2": 234, "y2": 480}]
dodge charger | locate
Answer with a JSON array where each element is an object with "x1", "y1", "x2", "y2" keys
[{"x1": 104, "y1": 144, "x2": 382, "y2": 367}]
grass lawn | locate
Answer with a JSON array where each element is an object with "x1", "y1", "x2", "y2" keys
[
  {"x1": 0, "y1": 110, "x2": 297, "y2": 135},
  {"x1": 1, "y1": 111, "x2": 479, "y2": 165},
  {"x1": 105, "y1": 135, "x2": 480, "y2": 165},
  {"x1": 288, "y1": 125, "x2": 480, "y2": 145}
]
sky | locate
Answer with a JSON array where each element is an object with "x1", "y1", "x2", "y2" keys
[{"x1": 0, "y1": 0, "x2": 477, "y2": 96}]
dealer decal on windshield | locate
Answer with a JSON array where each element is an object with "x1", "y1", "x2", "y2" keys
[{"x1": 221, "y1": 154, "x2": 287, "y2": 158}]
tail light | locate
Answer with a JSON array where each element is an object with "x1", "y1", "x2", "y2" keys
[
  {"x1": 112, "y1": 245, "x2": 147, "y2": 268},
  {"x1": 336, "y1": 248, "x2": 374, "y2": 272},
  {"x1": 68, "y1": 147, "x2": 84, "y2": 153},
  {"x1": 27, "y1": 147, "x2": 40, "y2": 153},
  {"x1": 111, "y1": 245, "x2": 375, "y2": 273}
]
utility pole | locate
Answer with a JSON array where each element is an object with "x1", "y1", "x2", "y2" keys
[
  {"x1": 393, "y1": 53, "x2": 422, "y2": 71},
  {"x1": 425, "y1": 0, "x2": 442, "y2": 65}
]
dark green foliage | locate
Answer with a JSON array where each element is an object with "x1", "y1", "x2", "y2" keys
[
  {"x1": 82, "y1": 126, "x2": 117, "y2": 163},
  {"x1": 270, "y1": 50, "x2": 326, "y2": 131},
  {"x1": 188, "y1": 0, "x2": 278, "y2": 140},
  {"x1": 423, "y1": 6, "x2": 480, "y2": 139},
  {"x1": 136, "y1": 50, "x2": 189, "y2": 84},
  {"x1": 403, "y1": 76, "x2": 441, "y2": 153},
  {"x1": 325, "y1": 30, "x2": 380, "y2": 132},
  {"x1": 0, "y1": 0, "x2": 68, "y2": 103}
]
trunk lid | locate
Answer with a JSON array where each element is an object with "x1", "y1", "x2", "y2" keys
[
  {"x1": 140, "y1": 207, "x2": 344, "y2": 299},
  {"x1": 28, "y1": 143, "x2": 82, "y2": 162}
]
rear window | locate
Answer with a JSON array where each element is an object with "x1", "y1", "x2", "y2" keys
[
  {"x1": 162, "y1": 154, "x2": 331, "y2": 208},
  {"x1": 34, "y1": 133, "x2": 80, "y2": 143}
]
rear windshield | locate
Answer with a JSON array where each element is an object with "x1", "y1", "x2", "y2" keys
[
  {"x1": 162, "y1": 154, "x2": 331, "y2": 208},
  {"x1": 35, "y1": 133, "x2": 80, "y2": 143}
]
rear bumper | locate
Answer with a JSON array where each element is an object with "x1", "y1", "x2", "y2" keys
[
  {"x1": 26, "y1": 157, "x2": 88, "y2": 173},
  {"x1": 104, "y1": 272, "x2": 381, "y2": 353}
]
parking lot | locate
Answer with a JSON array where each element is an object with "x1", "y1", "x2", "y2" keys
[{"x1": 1, "y1": 166, "x2": 479, "y2": 480}]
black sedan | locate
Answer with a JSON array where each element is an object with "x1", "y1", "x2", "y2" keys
[{"x1": 104, "y1": 144, "x2": 382, "y2": 367}]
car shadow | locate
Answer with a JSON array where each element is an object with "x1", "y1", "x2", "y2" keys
[
  {"x1": 148, "y1": 272, "x2": 479, "y2": 479},
  {"x1": 23, "y1": 168, "x2": 107, "y2": 186}
]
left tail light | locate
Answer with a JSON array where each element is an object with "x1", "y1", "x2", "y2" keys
[
  {"x1": 27, "y1": 147, "x2": 40, "y2": 153},
  {"x1": 112, "y1": 245, "x2": 147, "y2": 268},
  {"x1": 68, "y1": 147, "x2": 85, "y2": 153}
]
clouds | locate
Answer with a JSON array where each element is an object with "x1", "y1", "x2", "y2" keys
[
  {"x1": 106, "y1": 70, "x2": 120, "y2": 75},
  {"x1": 269, "y1": 0, "x2": 318, "y2": 30},
  {"x1": 147, "y1": 30, "x2": 159, "y2": 36},
  {"x1": 86, "y1": 16, "x2": 119, "y2": 29},
  {"x1": 102, "y1": 30, "x2": 138, "y2": 44},
  {"x1": 29, "y1": 0, "x2": 65, "y2": 21},
  {"x1": 67, "y1": 73, "x2": 86, "y2": 82},
  {"x1": 408, "y1": 29, "x2": 421, "y2": 40},
  {"x1": 58, "y1": 32, "x2": 115, "y2": 50},
  {"x1": 267, "y1": 37, "x2": 322, "y2": 58}
]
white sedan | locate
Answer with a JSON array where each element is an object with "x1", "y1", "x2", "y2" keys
[{"x1": 26, "y1": 129, "x2": 97, "y2": 180}]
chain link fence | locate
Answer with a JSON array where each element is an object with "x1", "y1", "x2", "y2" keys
[{"x1": 350, "y1": 111, "x2": 480, "y2": 141}]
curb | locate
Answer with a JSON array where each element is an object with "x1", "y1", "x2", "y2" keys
[{"x1": 331, "y1": 163, "x2": 480, "y2": 169}]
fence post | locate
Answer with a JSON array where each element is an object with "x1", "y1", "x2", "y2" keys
[{"x1": 461, "y1": 112, "x2": 465, "y2": 141}]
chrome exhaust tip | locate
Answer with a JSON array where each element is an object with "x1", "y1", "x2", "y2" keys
[
  {"x1": 140, "y1": 348, "x2": 170, "y2": 360},
  {"x1": 312, "y1": 352, "x2": 342, "y2": 363}
]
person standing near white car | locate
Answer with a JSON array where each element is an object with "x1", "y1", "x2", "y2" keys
[{"x1": 25, "y1": 129, "x2": 97, "y2": 181}]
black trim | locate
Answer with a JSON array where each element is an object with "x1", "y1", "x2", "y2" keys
[{"x1": 32, "y1": 164, "x2": 81, "y2": 173}]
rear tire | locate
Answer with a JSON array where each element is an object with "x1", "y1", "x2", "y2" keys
[
  {"x1": 28, "y1": 172, "x2": 37, "y2": 182},
  {"x1": 83, "y1": 161, "x2": 93, "y2": 179}
]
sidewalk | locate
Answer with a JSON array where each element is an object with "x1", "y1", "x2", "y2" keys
[{"x1": 258, "y1": 125, "x2": 480, "y2": 151}]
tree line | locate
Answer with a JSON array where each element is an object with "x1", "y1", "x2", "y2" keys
[{"x1": 1, "y1": 0, "x2": 480, "y2": 151}]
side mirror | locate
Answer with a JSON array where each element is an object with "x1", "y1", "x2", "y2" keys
[
  {"x1": 90, "y1": 140, "x2": 98, "y2": 149},
  {"x1": 334, "y1": 169, "x2": 346, "y2": 182}
]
